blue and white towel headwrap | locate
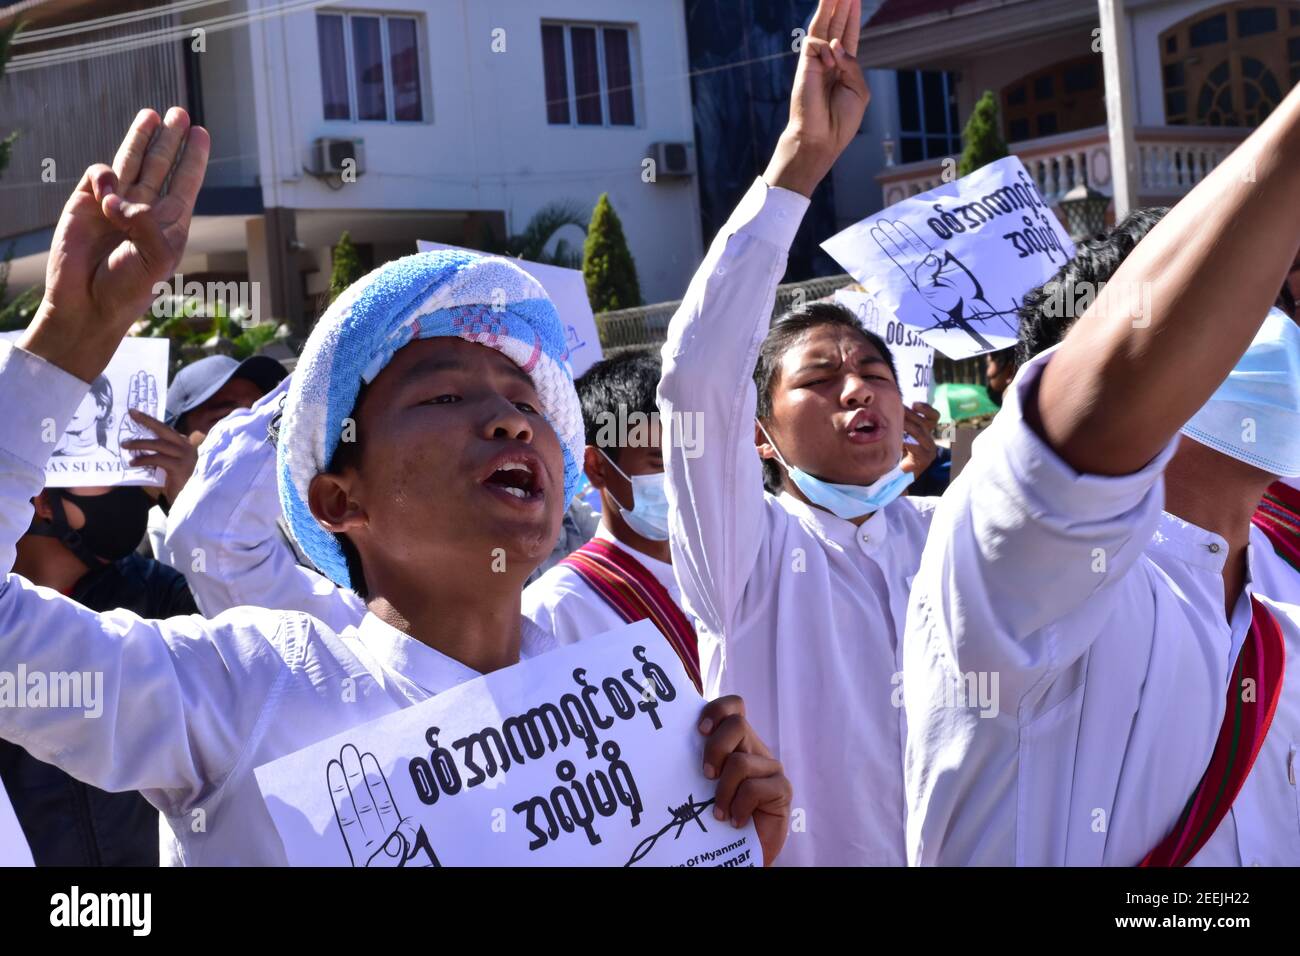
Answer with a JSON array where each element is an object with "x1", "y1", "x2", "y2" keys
[{"x1": 277, "y1": 249, "x2": 583, "y2": 588}]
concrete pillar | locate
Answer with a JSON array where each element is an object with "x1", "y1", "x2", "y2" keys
[
  {"x1": 1098, "y1": 0, "x2": 1140, "y2": 218},
  {"x1": 261, "y1": 207, "x2": 306, "y2": 337}
]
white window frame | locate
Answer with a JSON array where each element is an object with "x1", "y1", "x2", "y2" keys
[
  {"x1": 543, "y1": 21, "x2": 641, "y2": 129},
  {"x1": 318, "y1": 10, "x2": 429, "y2": 125}
]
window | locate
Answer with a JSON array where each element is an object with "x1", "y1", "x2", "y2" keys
[
  {"x1": 1161, "y1": 2, "x2": 1300, "y2": 127},
  {"x1": 541, "y1": 22, "x2": 638, "y2": 127},
  {"x1": 316, "y1": 12, "x2": 425, "y2": 123},
  {"x1": 1000, "y1": 54, "x2": 1105, "y2": 143},
  {"x1": 895, "y1": 70, "x2": 960, "y2": 163}
]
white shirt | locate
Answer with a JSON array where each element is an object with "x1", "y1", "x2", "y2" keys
[
  {"x1": 658, "y1": 178, "x2": 938, "y2": 866},
  {"x1": 162, "y1": 377, "x2": 367, "y2": 632},
  {"x1": 0, "y1": 341, "x2": 555, "y2": 866},
  {"x1": 903, "y1": 349, "x2": 1300, "y2": 866},
  {"x1": 522, "y1": 525, "x2": 683, "y2": 645}
]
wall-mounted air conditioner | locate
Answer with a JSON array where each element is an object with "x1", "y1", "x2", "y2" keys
[
  {"x1": 647, "y1": 141, "x2": 695, "y2": 179},
  {"x1": 307, "y1": 137, "x2": 365, "y2": 178}
]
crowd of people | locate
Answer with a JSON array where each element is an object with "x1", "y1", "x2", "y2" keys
[{"x1": 1, "y1": 0, "x2": 1298, "y2": 867}]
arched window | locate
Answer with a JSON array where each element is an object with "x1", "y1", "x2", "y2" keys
[
  {"x1": 1000, "y1": 54, "x2": 1106, "y2": 143},
  {"x1": 1161, "y1": 2, "x2": 1300, "y2": 127}
]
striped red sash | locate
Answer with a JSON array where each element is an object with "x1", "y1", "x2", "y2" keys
[
  {"x1": 1253, "y1": 481, "x2": 1300, "y2": 575},
  {"x1": 559, "y1": 538, "x2": 701, "y2": 693},
  {"x1": 1139, "y1": 595, "x2": 1285, "y2": 866}
]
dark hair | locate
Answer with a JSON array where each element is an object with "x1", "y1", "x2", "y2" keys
[
  {"x1": 1016, "y1": 207, "x2": 1170, "y2": 365},
  {"x1": 90, "y1": 375, "x2": 112, "y2": 447},
  {"x1": 576, "y1": 346, "x2": 662, "y2": 465},
  {"x1": 986, "y1": 347, "x2": 1016, "y2": 372},
  {"x1": 752, "y1": 301, "x2": 897, "y2": 493}
]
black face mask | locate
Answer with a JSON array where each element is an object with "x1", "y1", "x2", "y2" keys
[{"x1": 30, "y1": 487, "x2": 152, "y2": 567}]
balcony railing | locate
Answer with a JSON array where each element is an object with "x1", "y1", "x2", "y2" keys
[{"x1": 877, "y1": 125, "x2": 1250, "y2": 209}]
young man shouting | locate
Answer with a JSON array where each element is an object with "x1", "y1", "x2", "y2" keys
[
  {"x1": 0, "y1": 107, "x2": 791, "y2": 866},
  {"x1": 658, "y1": 0, "x2": 939, "y2": 866}
]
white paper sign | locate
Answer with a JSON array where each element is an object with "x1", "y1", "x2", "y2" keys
[
  {"x1": 2, "y1": 333, "x2": 168, "y2": 487},
  {"x1": 417, "y1": 240, "x2": 604, "y2": 377},
  {"x1": 834, "y1": 289, "x2": 935, "y2": 409},
  {"x1": 255, "y1": 621, "x2": 761, "y2": 867},
  {"x1": 822, "y1": 156, "x2": 1075, "y2": 360},
  {"x1": 0, "y1": 777, "x2": 34, "y2": 867}
]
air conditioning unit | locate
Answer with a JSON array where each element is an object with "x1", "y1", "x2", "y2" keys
[
  {"x1": 647, "y1": 141, "x2": 694, "y2": 179},
  {"x1": 308, "y1": 137, "x2": 365, "y2": 177}
]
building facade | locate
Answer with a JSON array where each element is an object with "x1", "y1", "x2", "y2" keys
[
  {"x1": 0, "y1": 0, "x2": 704, "y2": 329},
  {"x1": 863, "y1": 0, "x2": 1300, "y2": 221}
]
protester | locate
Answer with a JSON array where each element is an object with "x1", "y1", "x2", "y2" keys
[
  {"x1": 658, "y1": 0, "x2": 939, "y2": 866},
  {"x1": 0, "y1": 106, "x2": 792, "y2": 866},
  {"x1": 164, "y1": 375, "x2": 599, "y2": 623},
  {"x1": 903, "y1": 85, "x2": 1300, "y2": 866},
  {"x1": 0, "y1": 482, "x2": 196, "y2": 865},
  {"x1": 523, "y1": 348, "x2": 700, "y2": 689}
]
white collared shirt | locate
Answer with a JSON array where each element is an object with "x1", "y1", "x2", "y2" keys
[
  {"x1": 658, "y1": 178, "x2": 938, "y2": 866},
  {"x1": 903, "y1": 349, "x2": 1300, "y2": 866},
  {"x1": 522, "y1": 525, "x2": 684, "y2": 645},
  {"x1": 0, "y1": 341, "x2": 556, "y2": 866}
]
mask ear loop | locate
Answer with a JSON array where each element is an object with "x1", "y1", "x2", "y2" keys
[
  {"x1": 596, "y1": 447, "x2": 638, "y2": 513},
  {"x1": 31, "y1": 490, "x2": 103, "y2": 569},
  {"x1": 755, "y1": 419, "x2": 793, "y2": 473}
]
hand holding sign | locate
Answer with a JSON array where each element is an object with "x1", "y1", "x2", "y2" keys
[
  {"x1": 122, "y1": 407, "x2": 202, "y2": 503},
  {"x1": 117, "y1": 371, "x2": 158, "y2": 468},
  {"x1": 900, "y1": 402, "x2": 941, "y2": 476},
  {"x1": 698, "y1": 695, "x2": 791, "y2": 866}
]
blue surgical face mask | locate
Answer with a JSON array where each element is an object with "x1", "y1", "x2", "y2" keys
[
  {"x1": 599, "y1": 449, "x2": 671, "y2": 541},
  {"x1": 756, "y1": 420, "x2": 914, "y2": 520},
  {"x1": 1181, "y1": 308, "x2": 1300, "y2": 478}
]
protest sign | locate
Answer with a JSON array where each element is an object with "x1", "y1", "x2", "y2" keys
[
  {"x1": 2, "y1": 333, "x2": 168, "y2": 488},
  {"x1": 256, "y1": 620, "x2": 761, "y2": 867},
  {"x1": 822, "y1": 156, "x2": 1075, "y2": 360},
  {"x1": 0, "y1": 777, "x2": 33, "y2": 866},
  {"x1": 417, "y1": 240, "x2": 603, "y2": 377},
  {"x1": 834, "y1": 289, "x2": 934, "y2": 409}
]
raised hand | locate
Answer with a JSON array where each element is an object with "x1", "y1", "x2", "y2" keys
[
  {"x1": 19, "y1": 108, "x2": 210, "y2": 383},
  {"x1": 764, "y1": 0, "x2": 870, "y2": 197}
]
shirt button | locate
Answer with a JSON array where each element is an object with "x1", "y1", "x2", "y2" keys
[{"x1": 1208, "y1": 543, "x2": 1222, "y2": 554}]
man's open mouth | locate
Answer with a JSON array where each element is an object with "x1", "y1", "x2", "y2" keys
[
  {"x1": 845, "y1": 410, "x2": 886, "y2": 443},
  {"x1": 482, "y1": 456, "x2": 545, "y2": 501}
]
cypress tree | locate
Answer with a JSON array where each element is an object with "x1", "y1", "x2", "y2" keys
[
  {"x1": 582, "y1": 193, "x2": 641, "y2": 313},
  {"x1": 957, "y1": 90, "x2": 1010, "y2": 177}
]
